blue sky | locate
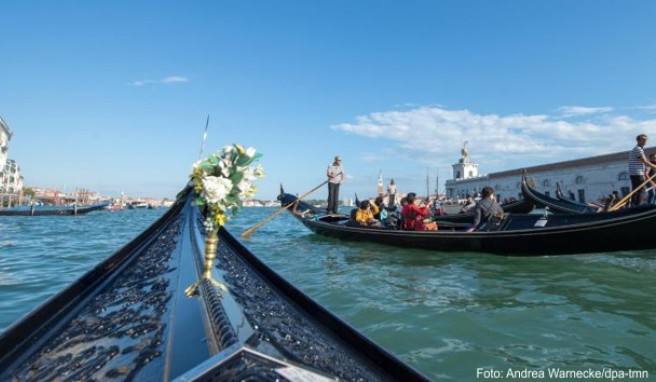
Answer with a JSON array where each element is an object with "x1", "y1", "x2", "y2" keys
[{"x1": 1, "y1": 1, "x2": 655, "y2": 201}]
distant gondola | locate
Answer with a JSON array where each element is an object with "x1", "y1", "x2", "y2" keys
[
  {"x1": 279, "y1": 187, "x2": 656, "y2": 256},
  {"x1": 0, "y1": 185, "x2": 429, "y2": 381},
  {"x1": 0, "y1": 201, "x2": 110, "y2": 216},
  {"x1": 434, "y1": 195, "x2": 535, "y2": 224},
  {"x1": 520, "y1": 172, "x2": 601, "y2": 214},
  {"x1": 555, "y1": 182, "x2": 606, "y2": 210}
]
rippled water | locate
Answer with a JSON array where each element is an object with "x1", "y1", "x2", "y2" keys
[{"x1": 1, "y1": 207, "x2": 655, "y2": 380}]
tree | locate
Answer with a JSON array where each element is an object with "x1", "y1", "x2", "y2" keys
[{"x1": 22, "y1": 187, "x2": 36, "y2": 198}]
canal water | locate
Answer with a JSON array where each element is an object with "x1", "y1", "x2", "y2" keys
[{"x1": 1, "y1": 207, "x2": 654, "y2": 380}]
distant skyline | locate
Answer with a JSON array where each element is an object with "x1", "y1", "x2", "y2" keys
[{"x1": 1, "y1": 1, "x2": 654, "y2": 200}]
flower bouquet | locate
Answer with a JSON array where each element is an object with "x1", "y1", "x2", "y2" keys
[{"x1": 185, "y1": 144, "x2": 264, "y2": 297}]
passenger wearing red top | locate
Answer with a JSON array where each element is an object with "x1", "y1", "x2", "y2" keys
[{"x1": 401, "y1": 192, "x2": 432, "y2": 231}]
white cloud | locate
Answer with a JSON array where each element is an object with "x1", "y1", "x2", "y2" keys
[
  {"x1": 331, "y1": 106, "x2": 656, "y2": 174},
  {"x1": 130, "y1": 75, "x2": 189, "y2": 87},
  {"x1": 636, "y1": 104, "x2": 656, "y2": 114},
  {"x1": 161, "y1": 76, "x2": 187, "y2": 84},
  {"x1": 556, "y1": 106, "x2": 613, "y2": 117}
]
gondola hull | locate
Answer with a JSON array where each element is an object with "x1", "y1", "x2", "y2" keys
[
  {"x1": 0, "y1": 201, "x2": 110, "y2": 216},
  {"x1": 520, "y1": 173, "x2": 600, "y2": 214},
  {"x1": 0, "y1": 186, "x2": 428, "y2": 381},
  {"x1": 281, "y1": 191, "x2": 656, "y2": 256}
]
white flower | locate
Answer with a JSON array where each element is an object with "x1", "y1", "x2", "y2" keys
[
  {"x1": 192, "y1": 159, "x2": 203, "y2": 169},
  {"x1": 254, "y1": 163, "x2": 265, "y2": 178},
  {"x1": 217, "y1": 158, "x2": 232, "y2": 177},
  {"x1": 203, "y1": 217, "x2": 215, "y2": 232},
  {"x1": 202, "y1": 176, "x2": 233, "y2": 204},
  {"x1": 244, "y1": 146, "x2": 256, "y2": 159},
  {"x1": 240, "y1": 166, "x2": 255, "y2": 180},
  {"x1": 235, "y1": 179, "x2": 252, "y2": 198},
  {"x1": 239, "y1": 163, "x2": 265, "y2": 180}
]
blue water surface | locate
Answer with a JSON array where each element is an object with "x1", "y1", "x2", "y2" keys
[{"x1": 1, "y1": 206, "x2": 655, "y2": 380}]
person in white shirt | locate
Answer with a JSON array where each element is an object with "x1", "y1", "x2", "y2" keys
[
  {"x1": 326, "y1": 156, "x2": 344, "y2": 214},
  {"x1": 628, "y1": 134, "x2": 656, "y2": 206}
]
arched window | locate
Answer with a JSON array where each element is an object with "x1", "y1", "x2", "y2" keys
[
  {"x1": 575, "y1": 176, "x2": 585, "y2": 184},
  {"x1": 618, "y1": 172, "x2": 628, "y2": 181}
]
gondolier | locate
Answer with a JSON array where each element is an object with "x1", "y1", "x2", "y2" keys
[
  {"x1": 628, "y1": 134, "x2": 656, "y2": 206},
  {"x1": 326, "y1": 156, "x2": 344, "y2": 214}
]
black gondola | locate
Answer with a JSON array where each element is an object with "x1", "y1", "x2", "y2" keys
[
  {"x1": 0, "y1": 201, "x2": 110, "y2": 216},
  {"x1": 555, "y1": 182, "x2": 606, "y2": 210},
  {"x1": 279, "y1": 188, "x2": 656, "y2": 256},
  {"x1": 434, "y1": 196, "x2": 535, "y2": 224},
  {"x1": 0, "y1": 185, "x2": 429, "y2": 381},
  {"x1": 520, "y1": 173, "x2": 600, "y2": 214}
]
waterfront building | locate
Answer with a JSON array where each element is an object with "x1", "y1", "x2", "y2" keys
[
  {"x1": 0, "y1": 116, "x2": 23, "y2": 194},
  {"x1": 444, "y1": 143, "x2": 650, "y2": 204},
  {"x1": 0, "y1": 116, "x2": 11, "y2": 171},
  {"x1": 2, "y1": 159, "x2": 23, "y2": 193}
]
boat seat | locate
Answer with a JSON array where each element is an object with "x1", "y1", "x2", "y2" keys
[{"x1": 478, "y1": 213, "x2": 511, "y2": 232}]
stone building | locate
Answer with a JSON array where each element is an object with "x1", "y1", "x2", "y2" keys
[
  {"x1": 0, "y1": 116, "x2": 23, "y2": 194},
  {"x1": 0, "y1": 116, "x2": 10, "y2": 170},
  {"x1": 2, "y1": 160, "x2": 23, "y2": 193},
  {"x1": 444, "y1": 143, "x2": 649, "y2": 204}
]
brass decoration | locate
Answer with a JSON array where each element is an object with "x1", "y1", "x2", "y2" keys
[{"x1": 185, "y1": 231, "x2": 228, "y2": 297}]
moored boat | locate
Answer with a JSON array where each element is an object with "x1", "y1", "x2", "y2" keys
[
  {"x1": 0, "y1": 185, "x2": 429, "y2": 381},
  {"x1": 0, "y1": 201, "x2": 110, "y2": 216},
  {"x1": 555, "y1": 182, "x2": 605, "y2": 209},
  {"x1": 521, "y1": 172, "x2": 601, "y2": 214},
  {"x1": 279, "y1": 188, "x2": 656, "y2": 256},
  {"x1": 126, "y1": 200, "x2": 150, "y2": 209}
]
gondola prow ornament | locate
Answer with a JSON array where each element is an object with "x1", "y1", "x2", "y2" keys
[{"x1": 185, "y1": 144, "x2": 264, "y2": 297}]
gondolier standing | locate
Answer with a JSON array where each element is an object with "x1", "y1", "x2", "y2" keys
[
  {"x1": 628, "y1": 134, "x2": 656, "y2": 206},
  {"x1": 327, "y1": 156, "x2": 344, "y2": 214}
]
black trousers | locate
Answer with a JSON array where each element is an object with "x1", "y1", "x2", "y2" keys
[
  {"x1": 630, "y1": 175, "x2": 645, "y2": 206},
  {"x1": 327, "y1": 183, "x2": 340, "y2": 214}
]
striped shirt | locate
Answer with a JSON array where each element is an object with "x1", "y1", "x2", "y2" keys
[{"x1": 629, "y1": 145, "x2": 646, "y2": 176}]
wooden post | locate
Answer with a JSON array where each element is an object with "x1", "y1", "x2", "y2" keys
[{"x1": 74, "y1": 189, "x2": 79, "y2": 215}]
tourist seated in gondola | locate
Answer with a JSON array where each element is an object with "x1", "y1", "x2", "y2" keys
[
  {"x1": 401, "y1": 192, "x2": 434, "y2": 231},
  {"x1": 469, "y1": 186, "x2": 504, "y2": 232},
  {"x1": 432, "y1": 199, "x2": 444, "y2": 216},
  {"x1": 374, "y1": 195, "x2": 399, "y2": 228},
  {"x1": 355, "y1": 200, "x2": 382, "y2": 228},
  {"x1": 460, "y1": 195, "x2": 476, "y2": 213}
]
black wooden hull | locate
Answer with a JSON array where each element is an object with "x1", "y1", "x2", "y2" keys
[
  {"x1": 435, "y1": 197, "x2": 534, "y2": 224},
  {"x1": 0, "y1": 201, "x2": 109, "y2": 216},
  {"x1": 521, "y1": 174, "x2": 599, "y2": 214},
  {"x1": 280, "y1": 191, "x2": 656, "y2": 256},
  {"x1": 0, "y1": 185, "x2": 428, "y2": 381}
]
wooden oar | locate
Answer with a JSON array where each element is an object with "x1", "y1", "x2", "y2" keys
[
  {"x1": 241, "y1": 179, "x2": 330, "y2": 238},
  {"x1": 609, "y1": 172, "x2": 656, "y2": 211}
]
